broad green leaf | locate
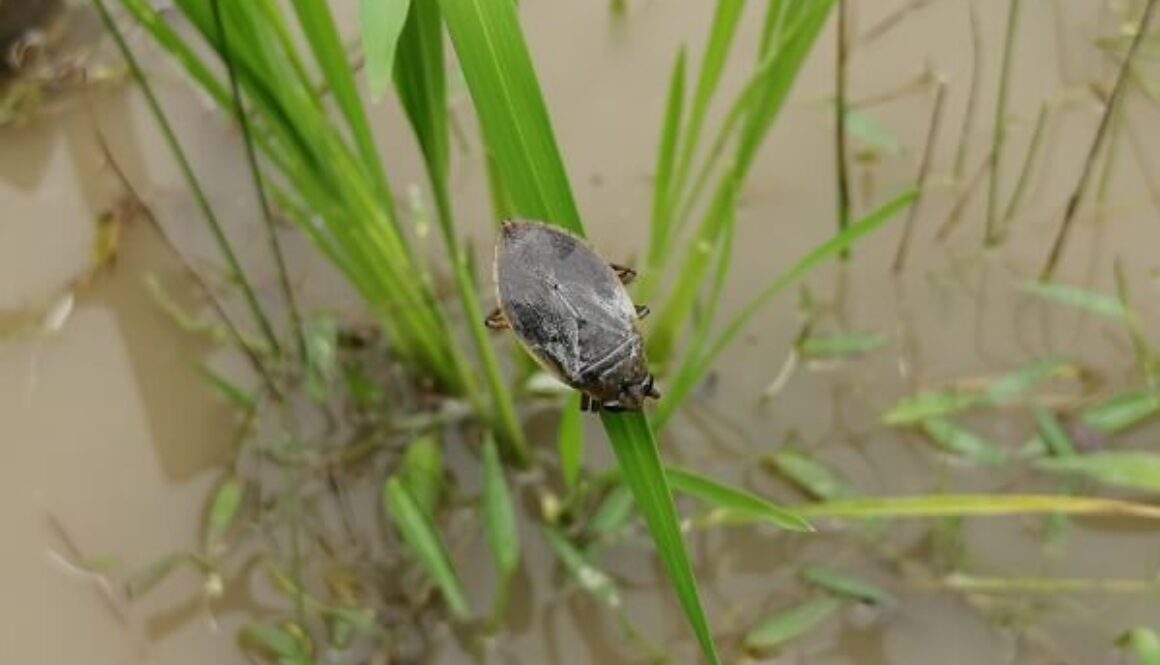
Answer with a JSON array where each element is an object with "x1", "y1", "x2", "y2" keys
[
  {"x1": 1033, "y1": 407, "x2": 1077, "y2": 457},
  {"x1": 796, "y1": 494, "x2": 1160, "y2": 521},
  {"x1": 204, "y1": 477, "x2": 244, "y2": 555},
  {"x1": 799, "y1": 331, "x2": 890, "y2": 359},
  {"x1": 666, "y1": 467, "x2": 813, "y2": 532},
  {"x1": 882, "y1": 390, "x2": 981, "y2": 426},
  {"x1": 382, "y1": 477, "x2": 471, "y2": 620},
  {"x1": 543, "y1": 527, "x2": 622, "y2": 608},
  {"x1": 1118, "y1": 628, "x2": 1160, "y2": 665},
  {"x1": 602, "y1": 413, "x2": 721, "y2": 664},
  {"x1": 1080, "y1": 390, "x2": 1160, "y2": 433},
  {"x1": 360, "y1": 0, "x2": 413, "y2": 100},
  {"x1": 557, "y1": 394, "x2": 584, "y2": 491},
  {"x1": 589, "y1": 483, "x2": 636, "y2": 536},
  {"x1": 1037, "y1": 452, "x2": 1160, "y2": 493},
  {"x1": 399, "y1": 435, "x2": 444, "y2": 516},
  {"x1": 920, "y1": 418, "x2": 1006, "y2": 466},
  {"x1": 763, "y1": 449, "x2": 859, "y2": 500},
  {"x1": 801, "y1": 566, "x2": 893, "y2": 605},
  {"x1": 482, "y1": 437, "x2": 520, "y2": 578},
  {"x1": 744, "y1": 596, "x2": 844, "y2": 652},
  {"x1": 1022, "y1": 281, "x2": 1131, "y2": 321},
  {"x1": 984, "y1": 358, "x2": 1074, "y2": 405}
]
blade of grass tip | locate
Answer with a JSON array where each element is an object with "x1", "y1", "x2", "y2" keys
[
  {"x1": 394, "y1": 0, "x2": 528, "y2": 461},
  {"x1": 801, "y1": 566, "x2": 894, "y2": 606},
  {"x1": 1080, "y1": 389, "x2": 1160, "y2": 433},
  {"x1": 665, "y1": 467, "x2": 812, "y2": 531},
  {"x1": 1020, "y1": 280, "x2": 1130, "y2": 321},
  {"x1": 94, "y1": 0, "x2": 283, "y2": 359},
  {"x1": 211, "y1": 0, "x2": 308, "y2": 362},
  {"x1": 382, "y1": 477, "x2": 471, "y2": 621},
  {"x1": 1042, "y1": 0, "x2": 1159, "y2": 279},
  {"x1": 360, "y1": 0, "x2": 413, "y2": 101},
  {"x1": 983, "y1": 0, "x2": 1023, "y2": 247},
  {"x1": 656, "y1": 189, "x2": 915, "y2": 428},
  {"x1": 645, "y1": 47, "x2": 687, "y2": 275},
  {"x1": 601, "y1": 413, "x2": 722, "y2": 665},
  {"x1": 1036, "y1": 451, "x2": 1160, "y2": 493},
  {"x1": 744, "y1": 596, "x2": 844, "y2": 653},
  {"x1": 437, "y1": 0, "x2": 582, "y2": 231},
  {"x1": 669, "y1": 0, "x2": 748, "y2": 209}
]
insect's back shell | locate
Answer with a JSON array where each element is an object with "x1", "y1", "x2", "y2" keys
[{"x1": 494, "y1": 221, "x2": 641, "y2": 386}]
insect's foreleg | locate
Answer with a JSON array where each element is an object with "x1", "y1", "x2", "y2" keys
[
  {"x1": 484, "y1": 307, "x2": 510, "y2": 330},
  {"x1": 634, "y1": 304, "x2": 650, "y2": 319},
  {"x1": 610, "y1": 263, "x2": 637, "y2": 286}
]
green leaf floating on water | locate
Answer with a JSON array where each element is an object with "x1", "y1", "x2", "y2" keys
[
  {"x1": 1021, "y1": 280, "x2": 1132, "y2": 321},
  {"x1": 798, "y1": 331, "x2": 890, "y2": 359},
  {"x1": 801, "y1": 566, "x2": 894, "y2": 605},
  {"x1": 1080, "y1": 390, "x2": 1160, "y2": 433},
  {"x1": 920, "y1": 418, "x2": 1007, "y2": 466},
  {"x1": 1037, "y1": 452, "x2": 1160, "y2": 493},
  {"x1": 882, "y1": 390, "x2": 982, "y2": 425},
  {"x1": 744, "y1": 596, "x2": 845, "y2": 652},
  {"x1": 763, "y1": 449, "x2": 860, "y2": 500}
]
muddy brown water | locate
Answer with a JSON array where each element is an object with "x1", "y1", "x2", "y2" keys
[{"x1": 3, "y1": 1, "x2": 1159, "y2": 663}]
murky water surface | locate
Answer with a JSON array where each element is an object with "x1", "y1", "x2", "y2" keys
[{"x1": 3, "y1": 1, "x2": 1159, "y2": 663}]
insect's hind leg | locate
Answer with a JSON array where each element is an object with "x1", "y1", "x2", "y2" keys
[
  {"x1": 484, "y1": 307, "x2": 510, "y2": 330},
  {"x1": 635, "y1": 304, "x2": 650, "y2": 319},
  {"x1": 610, "y1": 263, "x2": 637, "y2": 286}
]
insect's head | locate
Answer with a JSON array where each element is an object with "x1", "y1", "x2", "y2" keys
[{"x1": 617, "y1": 373, "x2": 662, "y2": 410}]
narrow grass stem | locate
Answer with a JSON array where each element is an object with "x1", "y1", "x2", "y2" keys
[
  {"x1": 984, "y1": 0, "x2": 1023, "y2": 247},
  {"x1": 835, "y1": 0, "x2": 852, "y2": 252},
  {"x1": 211, "y1": 0, "x2": 308, "y2": 363},
  {"x1": 893, "y1": 80, "x2": 946, "y2": 273},
  {"x1": 951, "y1": 0, "x2": 982, "y2": 180},
  {"x1": 1000, "y1": 102, "x2": 1052, "y2": 227},
  {"x1": 1041, "y1": 0, "x2": 1158, "y2": 280},
  {"x1": 93, "y1": 0, "x2": 283, "y2": 358}
]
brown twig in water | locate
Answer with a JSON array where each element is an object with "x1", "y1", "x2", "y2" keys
[
  {"x1": 836, "y1": 0, "x2": 852, "y2": 257},
  {"x1": 1041, "y1": 0, "x2": 1159, "y2": 280},
  {"x1": 893, "y1": 79, "x2": 947, "y2": 273},
  {"x1": 859, "y1": 0, "x2": 944, "y2": 47},
  {"x1": 951, "y1": 0, "x2": 982, "y2": 180},
  {"x1": 984, "y1": 0, "x2": 1024, "y2": 247}
]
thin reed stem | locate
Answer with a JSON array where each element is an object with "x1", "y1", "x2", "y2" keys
[
  {"x1": 984, "y1": 0, "x2": 1023, "y2": 247},
  {"x1": 893, "y1": 80, "x2": 946, "y2": 273},
  {"x1": 1000, "y1": 102, "x2": 1051, "y2": 227},
  {"x1": 211, "y1": 0, "x2": 308, "y2": 363},
  {"x1": 1041, "y1": 0, "x2": 1158, "y2": 280},
  {"x1": 951, "y1": 0, "x2": 981, "y2": 180},
  {"x1": 836, "y1": 0, "x2": 852, "y2": 254},
  {"x1": 92, "y1": 0, "x2": 283, "y2": 358}
]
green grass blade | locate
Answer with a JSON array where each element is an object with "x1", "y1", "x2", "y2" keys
[
  {"x1": 795, "y1": 494, "x2": 1160, "y2": 521},
  {"x1": 203, "y1": 476, "x2": 244, "y2": 556},
  {"x1": 646, "y1": 47, "x2": 688, "y2": 270},
  {"x1": 482, "y1": 437, "x2": 520, "y2": 578},
  {"x1": 762, "y1": 450, "x2": 859, "y2": 500},
  {"x1": 984, "y1": 358, "x2": 1073, "y2": 405},
  {"x1": 882, "y1": 389, "x2": 982, "y2": 426},
  {"x1": 602, "y1": 413, "x2": 721, "y2": 664},
  {"x1": 800, "y1": 566, "x2": 893, "y2": 606},
  {"x1": 656, "y1": 189, "x2": 915, "y2": 427},
  {"x1": 557, "y1": 394, "x2": 584, "y2": 492},
  {"x1": 744, "y1": 596, "x2": 844, "y2": 652},
  {"x1": 1036, "y1": 452, "x2": 1160, "y2": 493},
  {"x1": 382, "y1": 477, "x2": 471, "y2": 621},
  {"x1": 799, "y1": 331, "x2": 889, "y2": 359},
  {"x1": 1021, "y1": 280, "x2": 1131, "y2": 321},
  {"x1": 1033, "y1": 407, "x2": 1077, "y2": 457},
  {"x1": 360, "y1": 0, "x2": 413, "y2": 100},
  {"x1": 437, "y1": 0, "x2": 581, "y2": 231},
  {"x1": 1080, "y1": 390, "x2": 1160, "y2": 433},
  {"x1": 543, "y1": 527, "x2": 622, "y2": 608},
  {"x1": 666, "y1": 467, "x2": 812, "y2": 532},
  {"x1": 398, "y1": 435, "x2": 444, "y2": 516},
  {"x1": 1118, "y1": 628, "x2": 1160, "y2": 665},
  {"x1": 920, "y1": 418, "x2": 1007, "y2": 466}
]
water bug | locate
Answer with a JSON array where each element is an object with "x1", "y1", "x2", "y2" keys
[{"x1": 486, "y1": 220, "x2": 660, "y2": 412}]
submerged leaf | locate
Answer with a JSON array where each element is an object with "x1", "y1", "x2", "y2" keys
[
  {"x1": 1022, "y1": 281, "x2": 1131, "y2": 321},
  {"x1": 744, "y1": 596, "x2": 845, "y2": 652},
  {"x1": 1080, "y1": 390, "x2": 1160, "y2": 433},
  {"x1": 204, "y1": 477, "x2": 244, "y2": 556},
  {"x1": 763, "y1": 449, "x2": 859, "y2": 501},
  {"x1": 399, "y1": 435, "x2": 444, "y2": 517},
  {"x1": 985, "y1": 358, "x2": 1074, "y2": 405},
  {"x1": 1037, "y1": 452, "x2": 1160, "y2": 493},
  {"x1": 482, "y1": 437, "x2": 520, "y2": 578},
  {"x1": 382, "y1": 477, "x2": 471, "y2": 620},
  {"x1": 1118, "y1": 628, "x2": 1160, "y2": 665},
  {"x1": 920, "y1": 418, "x2": 1006, "y2": 466},
  {"x1": 666, "y1": 467, "x2": 813, "y2": 532},
  {"x1": 798, "y1": 331, "x2": 890, "y2": 359},
  {"x1": 544, "y1": 527, "x2": 622, "y2": 608},
  {"x1": 1033, "y1": 407, "x2": 1077, "y2": 458},
  {"x1": 882, "y1": 390, "x2": 981, "y2": 425},
  {"x1": 801, "y1": 566, "x2": 893, "y2": 606}
]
